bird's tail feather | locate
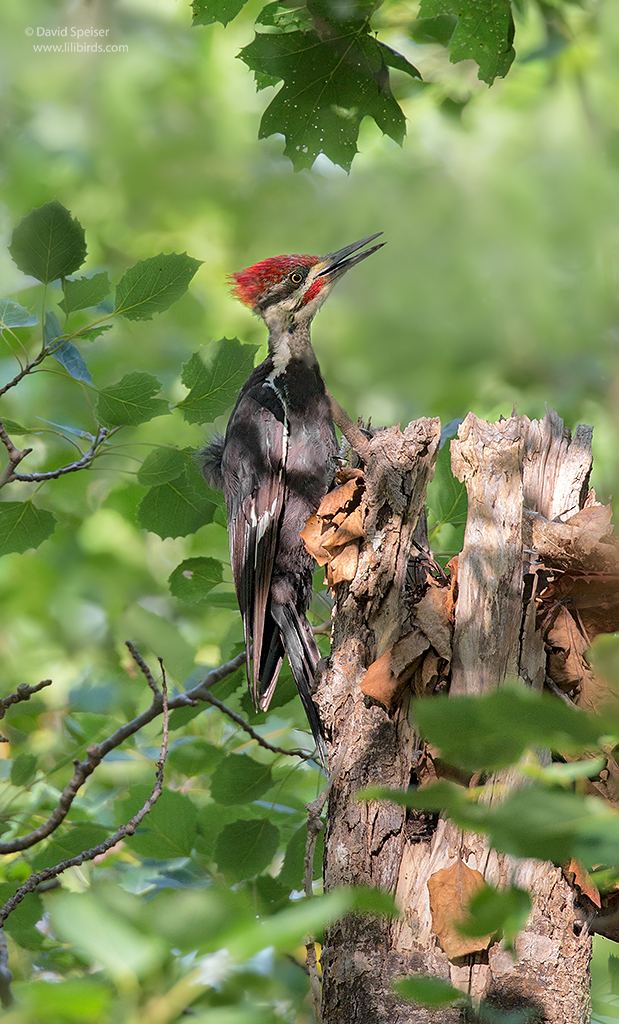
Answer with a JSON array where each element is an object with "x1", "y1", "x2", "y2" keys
[{"x1": 270, "y1": 602, "x2": 327, "y2": 770}]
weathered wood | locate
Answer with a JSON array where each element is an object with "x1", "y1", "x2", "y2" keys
[
  {"x1": 319, "y1": 410, "x2": 595, "y2": 1024},
  {"x1": 316, "y1": 419, "x2": 441, "y2": 1023}
]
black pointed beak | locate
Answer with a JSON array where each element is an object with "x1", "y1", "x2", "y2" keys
[{"x1": 317, "y1": 233, "x2": 385, "y2": 278}]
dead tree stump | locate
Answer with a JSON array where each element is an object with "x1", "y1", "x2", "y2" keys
[{"x1": 315, "y1": 409, "x2": 601, "y2": 1024}]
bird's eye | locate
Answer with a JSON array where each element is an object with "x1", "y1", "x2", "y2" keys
[{"x1": 289, "y1": 271, "x2": 303, "y2": 284}]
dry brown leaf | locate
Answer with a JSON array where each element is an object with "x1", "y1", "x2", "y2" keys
[
  {"x1": 529, "y1": 504, "x2": 619, "y2": 574},
  {"x1": 419, "y1": 650, "x2": 441, "y2": 695},
  {"x1": 391, "y1": 629, "x2": 430, "y2": 680},
  {"x1": 361, "y1": 649, "x2": 400, "y2": 709},
  {"x1": 563, "y1": 859, "x2": 601, "y2": 908},
  {"x1": 414, "y1": 581, "x2": 452, "y2": 662},
  {"x1": 545, "y1": 605, "x2": 590, "y2": 693},
  {"x1": 300, "y1": 514, "x2": 330, "y2": 566},
  {"x1": 428, "y1": 861, "x2": 493, "y2": 959},
  {"x1": 321, "y1": 507, "x2": 365, "y2": 550},
  {"x1": 317, "y1": 477, "x2": 363, "y2": 518},
  {"x1": 326, "y1": 541, "x2": 359, "y2": 587}
]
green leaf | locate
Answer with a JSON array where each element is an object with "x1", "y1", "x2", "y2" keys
[
  {"x1": 393, "y1": 974, "x2": 463, "y2": 1008},
  {"x1": 0, "y1": 298, "x2": 37, "y2": 328},
  {"x1": 118, "y1": 605, "x2": 197, "y2": 683},
  {"x1": 279, "y1": 821, "x2": 324, "y2": 890},
  {"x1": 9, "y1": 200, "x2": 87, "y2": 283},
  {"x1": 458, "y1": 883, "x2": 531, "y2": 949},
  {"x1": 426, "y1": 440, "x2": 467, "y2": 551},
  {"x1": 137, "y1": 462, "x2": 217, "y2": 539},
  {"x1": 12, "y1": 979, "x2": 112, "y2": 1022},
  {"x1": 114, "y1": 253, "x2": 202, "y2": 322},
  {"x1": 191, "y1": 0, "x2": 249, "y2": 25},
  {"x1": 177, "y1": 338, "x2": 258, "y2": 425},
  {"x1": 226, "y1": 885, "x2": 397, "y2": 958},
  {"x1": 95, "y1": 371, "x2": 168, "y2": 427},
  {"x1": 215, "y1": 817, "x2": 280, "y2": 881},
  {"x1": 240, "y1": 29, "x2": 420, "y2": 171},
  {"x1": 137, "y1": 446, "x2": 188, "y2": 487},
  {"x1": 410, "y1": 14, "x2": 457, "y2": 46},
  {"x1": 418, "y1": 0, "x2": 515, "y2": 85},
  {"x1": 0, "y1": 419, "x2": 29, "y2": 435},
  {"x1": 257, "y1": 0, "x2": 313, "y2": 30},
  {"x1": 411, "y1": 686, "x2": 608, "y2": 771},
  {"x1": 0, "y1": 884, "x2": 44, "y2": 951},
  {"x1": 74, "y1": 323, "x2": 113, "y2": 343},
  {"x1": 116, "y1": 786, "x2": 198, "y2": 859},
  {"x1": 168, "y1": 556, "x2": 223, "y2": 604},
  {"x1": 0, "y1": 501, "x2": 57, "y2": 556},
  {"x1": 210, "y1": 754, "x2": 273, "y2": 805},
  {"x1": 167, "y1": 737, "x2": 224, "y2": 777},
  {"x1": 31, "y1": 824, "x2": 110, "y2": 871},
  {"x1": 46, "y1": 313, "x2": 93, "y2": 384},
  {"x1": 10, "y1": 753, "x2": 38, "y2": 786},
  {"x1": 59, "y1": 272, "x2": 111, "y2": 314},
  {"x1": 48, "y1": 890, "x2": 167, "y2": 981}
]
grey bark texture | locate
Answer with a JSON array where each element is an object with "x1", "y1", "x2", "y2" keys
[{"x1": 316, "y1": 410, "x2": 594, "y2": 1024}]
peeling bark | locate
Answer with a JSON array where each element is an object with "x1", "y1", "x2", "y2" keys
[{"x1": 317, "y1": 410, "x2": 595, "y2": 1024}]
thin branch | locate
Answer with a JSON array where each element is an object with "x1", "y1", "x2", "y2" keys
[
  {"x1": 194, "y1": 686, "x2": 314, "y2": 761},
  {"x1": 126, "y1": 641, "x2": 161, "y2": 696},
  {"x1": 0, "y1": 419, "x2": 33, "y2": 489},
  {"x1": 326, "y1": 391, "x2": 371, "y2": 462},
  {"x1": 302, "y1": 760, "x2": 344, "y2": 1024},
  {"x1": 0, "y1": 676, "x2": 169, "y2": 928},
  {"x1": 11, "y1": 428, "x2": 109, "y2": 483},
  {"x1": 0, "y1": 680, "x2": 52, "y2": 721},
  {"x1": 0, "y1": 650, "x2": 244, "y2": 855}
]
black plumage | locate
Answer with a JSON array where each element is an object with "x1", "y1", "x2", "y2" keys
[{"x1": 202, "y1": 235, "x2": 384, "y2": 768}]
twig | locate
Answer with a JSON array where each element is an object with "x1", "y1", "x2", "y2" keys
[
  {"x1": 302, "y1": 760, "x2": 344, "y2": 1024},
  {"x1": 0, "y1": 676, "x2": 169, "y2": 928},
  {"x1": 194, "y1": 686, "x2": 314, "y2": 761},
  {"x1": 545, "y1": 675, "x2": 578, "y2": 707},
  {"x1": 0, "y1": 419, "x2": 33, "y2": 489},
  {"x1": 126, "y1": 641, "x2": 161, "y2": 696},
  {"x1": 0, "y1": 648, "x2": 289, "y2": 855},
  {"x1": 12, "y1": 427, "x2": 109, "y2": 483},
  {"x1": 0, "y1": 680, "x2": 52, "y2": 721},
  {"x1": 326, "y1": 391, "x2": 371, "y2": 462}
]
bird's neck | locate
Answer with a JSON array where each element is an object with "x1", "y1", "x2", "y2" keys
[{"x1": 267, "y1": 320, "x2": 317, "y2": 374}]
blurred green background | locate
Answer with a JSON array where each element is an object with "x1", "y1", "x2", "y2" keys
[{"x1": 1, "y1": 0, "x2": 619, "y2": 1020}]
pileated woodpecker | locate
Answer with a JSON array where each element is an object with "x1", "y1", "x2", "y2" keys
[{"x1": 202, "y1": 234, "x2": 384, "y2": 766}]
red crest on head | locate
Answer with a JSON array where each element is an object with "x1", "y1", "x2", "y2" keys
[{"x1": 229, "y1": 254, "x2": 320, "y2": 308}]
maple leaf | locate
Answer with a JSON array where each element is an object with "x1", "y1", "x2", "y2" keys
[{"x1": 239, "y1": 22, "x2": 420, "y2": 170}]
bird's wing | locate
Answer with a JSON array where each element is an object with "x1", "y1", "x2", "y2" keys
[{"x1": 223, "y1": 379, "x2": 287, "y2": 708}]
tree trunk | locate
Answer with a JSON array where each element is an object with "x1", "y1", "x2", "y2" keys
[{"x1": 316, "y1": 410, "x2": 594, "y2": 1024}]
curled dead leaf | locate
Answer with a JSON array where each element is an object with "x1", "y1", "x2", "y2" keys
[
  {"x1": 361, "y1": 629, "x2": 430, "y2": 710},
  {"x1": 563, "y1": 859, "x2": 601, "y2": 909},
  {"x1": 428, "y1": 860, "x2": 493, "y2": 959}
]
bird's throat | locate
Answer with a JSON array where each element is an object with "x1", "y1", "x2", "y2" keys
[{"x1": 268, "y1": 320, "x2": 317, "y2": 373}]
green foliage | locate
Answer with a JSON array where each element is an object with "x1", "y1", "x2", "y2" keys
[
  {"x1": 214, "y1": 817, "x2": 280, "y2": 881},
  {"x1": 0, "y1": 299, "x2": 37, "y2": 329},
  {"x1": 411, "y1": 685, "x2": 610, "y2": 771},
  {"x1": 168, "y1": 555, "x2": 224, "y2": 603},
  {"x1": 116, "y1": 786, "x2": 198, "y2": 859},
  {"x1": 210, "y1": 753, "x2": 274, "y2": 804},
  {"x1": 240, "y1": 27, "x2": 420, "y2": 171},
  {"x1": 177, "y1": 338, "x2": 258, "y2": 425},
  {"x1": 0, "y1": 501, "x2": 56, "y2": 556},
  {"x1": 59, "y1": 272, "x2": 111, "y2": 315},
  {"x1": 9, "y1": 200, "x2": 87, "y2": 284},
  {"x1": 137, "y1": 454, "x2": 218, "y2": 538},
  {"x1": 418, "y1": 0, "x2": 515, "y2": 84},
  {"x1": 114, "y1": 253, "x2": 202, "y2": 322},
  {"x1": 393, "y1": 972, "x2": 463, "y2": 1007},
  {"x1": 95, "y1": 372, "x2": 169, "y2": 427},
  {"x1": 458, "y1": 883, "x2": 531, "y2": 950}
]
